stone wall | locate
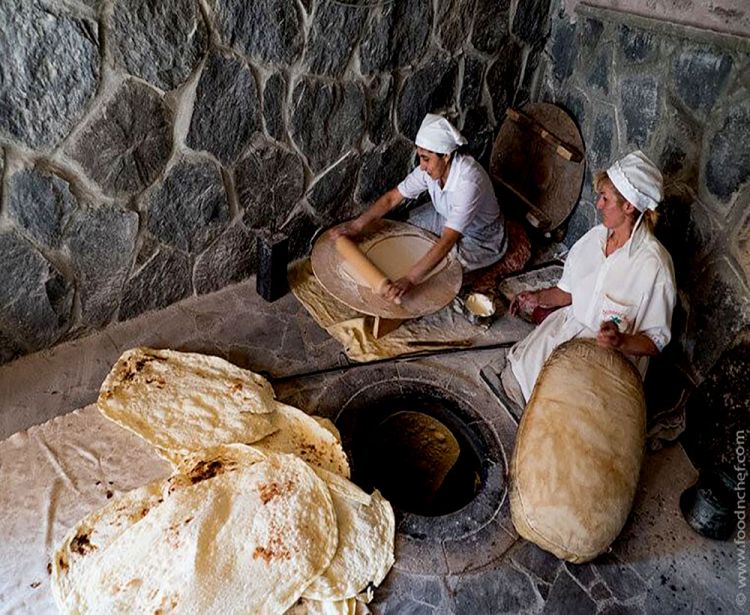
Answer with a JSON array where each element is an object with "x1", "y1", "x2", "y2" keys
[
  {"x1": 0, "y1": 0, "x2": 552, "y2": 364},
  {"x1": 542, "y1": 1, "x2": 750, "y2": 464}
]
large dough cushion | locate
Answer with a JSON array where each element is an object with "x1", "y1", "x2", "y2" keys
[{"x1": 510, "y1": 339, "x2": 646, "y2": 563}]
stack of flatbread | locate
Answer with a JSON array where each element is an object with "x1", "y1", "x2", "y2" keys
[{"x1": 51, "y1": 348, "x2": 395, "y2": 614}]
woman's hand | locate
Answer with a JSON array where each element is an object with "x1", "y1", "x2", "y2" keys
[
  {"x1": 330, "y1": 218, "x2": 366, "y2": 240},
  {"x1": 382, "y1": 277, "x2": 414, "y2": 303},
  {"x1": 510, "y1": 291, "x2": 540, "y2": 316},
  {"x1": 597, "y1": 320, "x2": 623, "y2": 349}
]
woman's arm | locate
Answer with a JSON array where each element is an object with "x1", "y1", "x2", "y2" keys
[
  {"x1": 509, "y1": 286, "x2": 572, "y2": 315},
  {"x1": 330, "y1": 188, "x2": 404, "y2": 239},
  {"x1": 596, "y1": 321, "x2": 660, "y2": 356},
  {"x1": 382, "y1": 228, "x2": 461, "y2": 302}
]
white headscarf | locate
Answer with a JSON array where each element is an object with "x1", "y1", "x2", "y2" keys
[
  {"x1": 606, "y1": 150, "x2": 664, "y2": 212},
  {"x1": 414, "y1": 113, "x2": 467, "y2": 155}
]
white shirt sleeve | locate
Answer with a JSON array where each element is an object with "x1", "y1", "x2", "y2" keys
[
  {"x1": 636, "y1": 279, "x2": 675, "y2": 351},
  {"x1": 557, "y1": 235, "x2": 586, "y2": 293},
  {"x1": 397, "y1": 167, "x2": 429, "y2": 200}
]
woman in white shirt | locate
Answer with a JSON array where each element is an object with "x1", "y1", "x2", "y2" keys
[
  {"x1": 502, "y1": 151, "x2": 676, "y2": 406},
  {"x1": 333, "y1": 113, "x2": 506, "y2": 303}
]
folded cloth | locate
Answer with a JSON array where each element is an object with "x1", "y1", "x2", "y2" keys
[{"x1": 289, "y1": 260, "x2": 480, "y2": 362}]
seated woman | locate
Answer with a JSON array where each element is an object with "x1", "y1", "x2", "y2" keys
[
  {"x1": 333, "y1": 113, "x2": 507, "y2": 303},
  {"x1": 502, "y1": 151, "x2": 676, "y2": 406}
]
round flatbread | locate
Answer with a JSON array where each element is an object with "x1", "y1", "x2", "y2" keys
[
  {"x1": 53, "y1": 448, "x2": 338, "y2": 614},
  {"x1": 98, "y1": 348, "x2": 278, "y2": 458},
  {"x1": 304, "y1": 468, "x2": 395, "y2": 602},
  {"x1": 253, "y1": 402, "x2": 351, "y2": 478}
]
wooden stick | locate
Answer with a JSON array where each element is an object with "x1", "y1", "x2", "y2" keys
[{"x1": 505, "y1": 108, "x2": 583, "y2": 162}]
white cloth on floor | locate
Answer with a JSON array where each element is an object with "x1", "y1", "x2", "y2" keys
[
  {"x1": 398, "y1": 153, "x2": 506, "y2": 270},
  {"x1": 508, "y1": 222, "x2": 676, "y2": 401}
]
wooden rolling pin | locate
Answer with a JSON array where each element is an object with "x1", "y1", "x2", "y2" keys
[{"x1": 335, "y1": 236, "x2": 395, "y2": 300}]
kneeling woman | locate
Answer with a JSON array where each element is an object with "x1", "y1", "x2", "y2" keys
[
  {"x1": 333, "y1": 113, "x2": 507, "y2": 303},
  {"x1": 503, "y1": 151, "x2": 676, "y2": 406}
]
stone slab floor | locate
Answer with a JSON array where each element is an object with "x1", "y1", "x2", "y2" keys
[{"x1": 0, "y1": 278, "x2": 743, "y2": 614}]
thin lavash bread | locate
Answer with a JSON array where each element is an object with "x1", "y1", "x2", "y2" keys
[
  {"x1": 97, "y1": 347, "x2": 278, "y2": 455},
  {"x1": 97, "y1": 348, "x2": 350, "y2": 477},
  {"x1": 509, "y1": 339, "x2": 646, "y2": 563},
  {"x1": 52, "y1": 447, "x2": 339, "y2": 614}
]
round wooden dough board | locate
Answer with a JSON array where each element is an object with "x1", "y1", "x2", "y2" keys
[
  {"x1": 311, "y1": 219, "x2": 463, "y2": 319},
  {"x1": 490, "y1": 102, "x2": 585, "y2": 230}
]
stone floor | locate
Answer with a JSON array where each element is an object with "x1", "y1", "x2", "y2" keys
[{"x1": 0, "y1": 277, "x2": 743, "y2": 613}]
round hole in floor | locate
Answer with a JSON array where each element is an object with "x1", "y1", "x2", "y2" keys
[{"x1": 336, "y1": 382, "x2": 485, "y2": 517}]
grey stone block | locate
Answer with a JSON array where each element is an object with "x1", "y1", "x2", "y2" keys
[
  {"x1": 437, "y1": 0, "x2": 476, "y2": 53},
  {"x1": 704, "y1": 101, "x2": 750, "y2": 202},
  {"x1": 119, "y1": 247, "x2": 192, "y2": 321},
  {"x1": 307, "y1": 154, "x2": 361, "y2": 227},
  {"x1": 372, "y1": 570, "x2": 448, "y2": 614},
  {"x1": 586, "y1": 45, "x2": 611, "y2": 94},
  {"x1": 7, "y1": 168, "x2": 76, "y2": 249},
  {"x1": 290, "y1": 78, "x2": 365, "y2": 172},
  {"x1": 0, "y1": 230, "x2": 73, "y2": 352},
  {"x1": 194, "y1": 224, "x2": 257, "y2": 295},
  {"x1": 213, "y1": 0, "x2": 303, "y2": 65},
  {"x1": 461, "y1": 55, "x2": 486, "y2": 109},
  {"x1": 510, "y1": 541, "x2": 562, "y2": 584},
  {"x1": 595, "y1": 554, "x2": 648, "y2": 602},
  {"x1": 550, "y1": 15, "x2": 578, "y2": 82},
  {"x1": 0, "y1": 328, "x2": 24, "y2": 366},
  {"x1": 620, "y1": 75, "x2": 660, "y2": 146},
  {"x1": 736, "y1": 197, "x2": 750, "y2": 282},
  {"x1": 682, "y1": 328, "x2": 750, "y2": 471},
  {"x1": 462, "y1": 106, "x2": 495, "y2": 168},
  {"x1": 449, "y1": 563, "x2": 542, "y2": 614},
  {"x1": 304, "y1": 0, "x2": 367, "y2": 77},
  {"x1": 688, "y1": 257, "x2": 750, "y2": 377},
  {"x1": 589, "y1": 109, "x2": 614, "y2": 172},
  {"x1": 473, "y1": 0, "x2": 510, "y2": 53},
  {"x1": 187, "y1": 50, "x2": 261, "y2": 166},
  {"x1": 283, "y1": 211, "x2": 317, "y2": 260},
  {"x1": 487, "y1": 39, "x2": 523, "y2": 122},
  {"x1": 590, "y1": 581, "x2": 612, "y2": 601},
  {"x1": 397, "y1": 56, "x2": 458, "y2": 140},
  {"x1": 108, "y1": 0, "x2": 207, "y2": 91},
  {"x1": 599, "y1": 604, "x2": 645, "y2": 615},
  {"x1": 619, "y1": 25, "x2": 656, "y2": 64},
  {"x1": 236, "y1": 138, "x2": 304, "y2": 231},
  {"x1": 357, "y1": 138, "x2": 415, "y2": 205},
  {"x1": 672, "y1": 45, "x2": 732, "y2": 115},
  {"x1": 0, "y1": 0, "x2": 99, "y2": 149},
  {"x1": 512, "y1": 0, "x2": 552, "y2": 44},
  {"x1": 564, "y1": 561, "x2": 598, "y2": 589},
  {"x1": 262, "y1": 72, "x2": 287, "y2": 143},
  {"x1": 654, "y1": 192, "x2": 716, "y2": 286},
  {"x1": 366, "y1": 75, "x2": 395, "y2": 145},
  {"x1": 542, "y1": 569, "x2": 597, "y2": 613},
  {"x1": 65, "y1": 205, "x2": 139, "y2": 327},
  {"x1": 359, "y1": 0, "x2": 432, "y2": 74},
  {"x1": 145, "y1": 155, "x2": 230, "y2": 253},
  {"x1": 68, "y1": 79, "x2": 172, "y2": 197},
  {"x1": 580, "y1": 17, "x2": 604, "y2": 52}
]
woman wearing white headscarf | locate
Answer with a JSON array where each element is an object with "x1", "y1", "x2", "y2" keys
[
  {"x1": 501, "y1": 150, "x2": 676, "y2": 406},
  {"x1": 333, "y1": 113, "x2": 506, "y2": 302}
]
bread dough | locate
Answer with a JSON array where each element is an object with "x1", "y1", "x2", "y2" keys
[{"x1": 340, "y1": 234, "x2": 447, "y2": 287}]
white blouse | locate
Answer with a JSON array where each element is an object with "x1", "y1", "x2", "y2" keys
[
  {"x1": 397, "y1": 153, "x2": 500, "y2": 237},
  {"x1": 508, "y1": 222, "x2": 676, "y2": 401}
]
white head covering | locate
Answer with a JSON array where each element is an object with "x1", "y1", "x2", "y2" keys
[
  {"x1": 606, "y1": 150, "x2": 664, "y2": 212},
  {"x1": 415, "y1": 113, "x2": 467, "y2": 155}
]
